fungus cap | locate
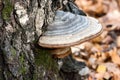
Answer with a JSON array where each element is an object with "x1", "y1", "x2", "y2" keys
[{"x1": 39, "y1": 10, "x2": 103, "y2": 48}]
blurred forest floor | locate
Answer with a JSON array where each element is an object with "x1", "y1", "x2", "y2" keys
[{"x1": 71, "y1": 0, "x2": 120, "y2": 80}]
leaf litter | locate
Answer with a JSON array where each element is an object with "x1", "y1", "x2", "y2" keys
[{"x1": 71, "y1": 0, "x2": 120, "y2": 79}]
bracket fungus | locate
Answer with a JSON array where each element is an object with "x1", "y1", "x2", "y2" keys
[
  {"x1": 38, "y1": 10, "x2": 103, "y2": 75},
  {"x1": 38, "y1": 10, "x2": 103, "y2": 58}
]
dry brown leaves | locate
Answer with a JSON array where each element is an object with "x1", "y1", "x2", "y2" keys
[{"x1": 72, "y1": 0, "x2": 120, "y2": 80}]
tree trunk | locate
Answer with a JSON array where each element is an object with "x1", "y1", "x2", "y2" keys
[{"x1": 0, "y1": 0, "x2": 66, "y2": 80}]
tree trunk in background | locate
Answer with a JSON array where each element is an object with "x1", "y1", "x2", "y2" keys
[{"x1": 0, "y1": 0, "x2": 66, "y2": 80}]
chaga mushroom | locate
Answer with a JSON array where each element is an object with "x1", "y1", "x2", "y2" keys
[{"x1": 38, "y1": 10, "x2": 102, "y2": 73}]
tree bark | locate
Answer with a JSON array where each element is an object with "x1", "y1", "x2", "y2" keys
[{"x1": 0, "y1": 0, "x2": 66, "y2": 80}]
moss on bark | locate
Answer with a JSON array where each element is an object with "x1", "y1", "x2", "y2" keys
[
  {"x1": 34, "y1": 48, "x2": 58, "y2": 73},
  {"x1": 2, "y1": 0, "x2": 13, "y2": 21}
]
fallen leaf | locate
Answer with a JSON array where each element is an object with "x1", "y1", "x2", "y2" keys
[
  {"x1": 113, "y1": 74, "x2": 120, "y2": 80},
  {"x1": 82, "y1": 42, "x2": 93, "y2": 52},
  {"x1": 75, "y1": 0, "x2": 107, "y2": 17},
  {"x1": 108, "y1": 47, "x2": 120, "y2": 65},
  {"x1": 72, "y1": 55, "x2": 86, "y2": 63},
  {"x1": 102, "y1": 35, "x2": 113, "y2": 44},
  {"x1": 96, "y1": 64, "x2": 106, "y2": 73},
  {"x1": 91, "y1": 36, "x2": 103, "y2": 43},
  {"x1": 95, "y1": 73, "x2": 104, "y2": 80},
  {"x1": 104, "y1": 62, "x2": 120, "y2": 75},
  {"x1": 88, "y1": 76, "x2": 92, "y2": 80},
  {"x1": 99, "y1": 9, "x2": 120, "y2": 29},
  {"x1": 100, "y1": 31, "x2": 108, "y2": 39},
  {"x1": 103, "y1": 72, "x2": 112, "y2": 80},
  {"x1": 116, "y1": 36, "x2": 120, "y2": 47},
  {"x1": 88, "y1": 55, "x2": 97, "y2": 68},
  {"x1": 91, "y1": 44, "x2": 102, "y2": 53}
]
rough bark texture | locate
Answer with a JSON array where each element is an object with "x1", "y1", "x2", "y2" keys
[{"x1": 0, "y1": 0, "x2": 66, "y2": 80}]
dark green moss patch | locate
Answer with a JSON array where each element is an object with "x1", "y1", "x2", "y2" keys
[
  {"x1": 19, "y1": 53, "x2": 27, "y2": 75},
  {"x1": 34, "y1": 47, "x2": 58, "y2": 73},
  {"x1": 2, "y1": 0, "x2": 13, "y2": 21},
  {"x1": 10, "y1": 47, "x2": 16, "y2": 56}
]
